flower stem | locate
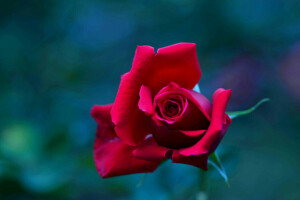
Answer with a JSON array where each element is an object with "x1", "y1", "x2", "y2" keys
[
  {"x1": 199, "y1": 170, "x2": 206, "y2": 191},
  {"x1": 196, "y1": 170, "x2": 208, "y2": 200}
]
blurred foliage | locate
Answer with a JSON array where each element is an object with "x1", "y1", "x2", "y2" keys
[{"x1": 0, "y1": 0, "x2": 300, "y2": 199}]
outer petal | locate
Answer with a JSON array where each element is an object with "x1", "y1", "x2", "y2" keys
[
  {"x1": 132, "y1": 136, "x2": 171, "y2": 162},
  {"x1": 179, "y1": 89, "x2": 232, "y2": 156},
  {"x1": 208, "y1": 114, "x2": 232, "y2": 154},
  {"x1": 94, "y1": 136, "x2": 159, "y2": 178},
  {"x1": 111, "y1": 73, "x2": 152, "y2": 146},
  {"x1": 91, "y1": 105, "x2": 160, "y2": 178},
  {"x1": 111, "y1": 43, "x2": 201, "y2": 145},
  {"x1": 91, "y1": 105, "x2": 114, "y2": 126},
  {"x1": 172, "y1": 150, "x2": 208, "y2": 170},
  {"x1": 151, "y1": 119, "x2": 201, "y2": 149}
]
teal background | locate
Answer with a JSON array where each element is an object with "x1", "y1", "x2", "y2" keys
[{"x1": 0, "y1": 0, "x2": 300, "y2": 199}]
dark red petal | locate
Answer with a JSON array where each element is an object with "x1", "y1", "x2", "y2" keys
[
  {"x1": 91, "y1": 104, "x2": 114, "y2": 126},
  {"x1": 155, "y1": 87, "x2": 187, "y2": 123},
  {"x1": 179, "y1": 88, "x2": 232, "y2": 156},
  {"x1": 180, "y1": 130, "x2": 206, "y2": 137},
  {"x1": 187, "y1": 89, "x2": 212, "y2": 121},
  {"x1": 208, "y1": 114, "x2": 232, "y2": 154},
  {"x1": 92, "y1": 105, "x2": 160, "y2": 178},
  {"x1": 94, "y1": 136, "x2": 160, "y2": 178},
  {"x1": 154, "y1": 82, "x2": 212, "y2": 130},
  {"x1": 111, "y1": 73, "x2": 152, "y2": 146},
  {"x1": 133, "y1": 43, "x2": 201, "y2": 95},
  {"x1": 138, "y1": 85, "x2": 154, "y2": 115},
  {"x1": 111, "y1": 43, "x2": 201, "y2": 145},
  {"x1": 132, "y1": 136, "x2": 171, "y2": 162},
  {"x1": 171, "y1": 99, "x2": 210, "y2": 130},
  {"x1": 172, "y1": 150, "x2": 208, "y2": 170},
  {"x1": 151, "y1": 120, "x2": 201, "y2": 149}
]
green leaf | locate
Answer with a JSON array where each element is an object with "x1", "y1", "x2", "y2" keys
[
  {"x1": 226, "y1": 98, "x2": 270, "y2": 119},
  {"x1": 208, "y1": 152, "x2": 229, "y2": 187},
  {"x1": 193, "y1": 84, "x2": 201, "y2": 93}
]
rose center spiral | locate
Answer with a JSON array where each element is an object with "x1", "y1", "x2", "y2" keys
[
  {"x1": 164, "y1": 101, "x2": 180, "y2": 117},
  {"x1": 155, "y1": 95, "x2": 186, "y2": 121}
]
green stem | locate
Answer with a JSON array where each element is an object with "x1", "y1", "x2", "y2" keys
[
  {"x1": 196, "y1": 170, "x2": 208, "y2": 200},
  {"x1": 199, "y1": 169, "x2": 206, "y2": 191}
]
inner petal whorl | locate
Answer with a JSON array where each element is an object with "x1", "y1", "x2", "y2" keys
[
  {"x1": 164, "y1": 100, "x2": 180, "y2": 117},
  {"x1": 156, "y1": 94, "x2": 187, "y2": 122}
]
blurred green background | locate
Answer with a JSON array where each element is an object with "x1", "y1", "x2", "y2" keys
[{"x1": 1, "y1": 0, "x2": 300, "y2": 199}]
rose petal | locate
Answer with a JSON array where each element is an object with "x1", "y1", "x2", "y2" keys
[
  {"x1": 180, "y1": 130, "x2": 206, "y2": 137},
  {"x1": 94, "y1": 137, "x2": 160, "y2": 178},
  {"x1": 154, "y1": 82, "x2": 211, "y2": 130},
  {"x1": 111, "y1": 73, "x2": 152, "y2": 146},
  {"x1": 151, "y1": 120, "x2": 201, "y2": 149},
  {"x1": 92, "y1": 105, "x2": 160, "y2": 178},
  {"x1": 172, "y1": 100, "x2": 210, "y2": 130},
  {"x1": 154, "y1": 81, "x2": 183, "y2": 100},
  {"x1": 132, "y1": 136, "x2": 171, "y2": 162},
  {"x1": 91, "y1": 104, "x2": 114, "y2": 126},
  {"x1": 208, "y1": 114, "x2": 232, "y2": 154},
  {"x1": 179, "y1": 88, "x2": 232, "y2": 156},
  {"x1": 187, "y1": 89, "x2": 212, "y2": 121},
  {"x1": 138, "y1": 85, "x2": 154, "y2": 115},
  {"x1": 155, "y1": 94, "x2": 186, "y2": 124},
  {"x1": 172, "y1": 150, "x2": 208, "y2": 170},
  {"x1": 111, "y1": 43, "x2": 201, "y2": 145}
]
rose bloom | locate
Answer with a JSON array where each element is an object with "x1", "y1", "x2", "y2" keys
[{"x1": 91, "y1": 43, "x2": 232, "y2": 178}]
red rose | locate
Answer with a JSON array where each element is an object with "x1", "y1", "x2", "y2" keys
[{"x1": 91, "y1": 43, "x2": 231, "y2": 178}]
